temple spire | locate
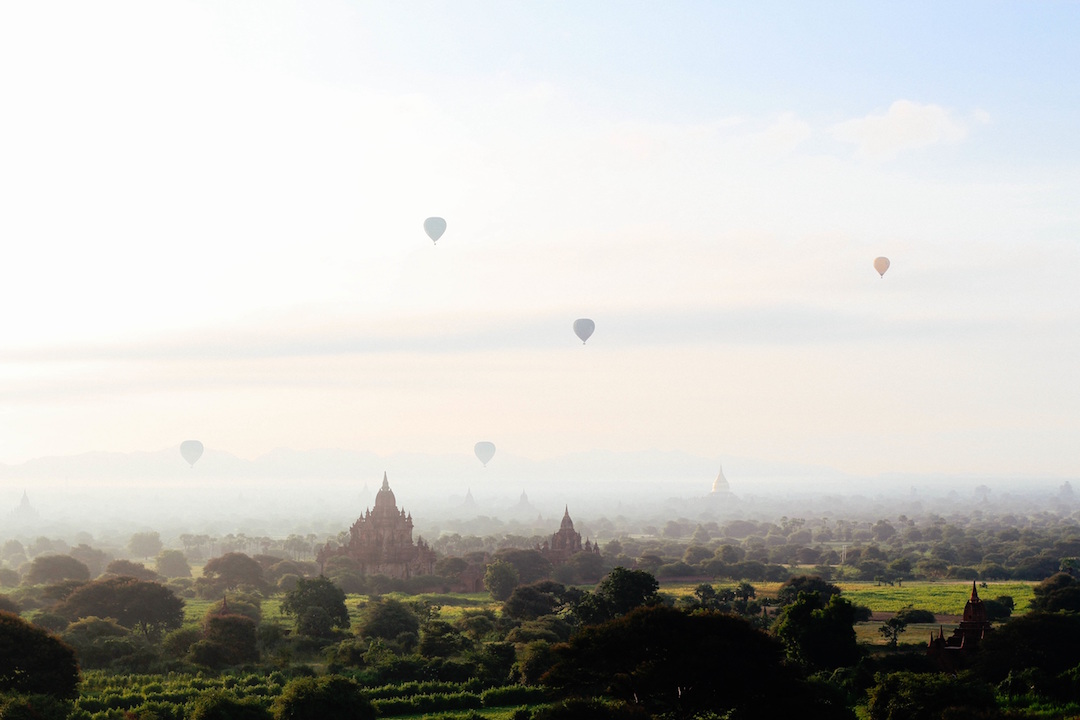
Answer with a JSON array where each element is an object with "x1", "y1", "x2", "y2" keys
[
  {"x1": 382, "y1": 472, "x2": 389, "y2": 491},
  {"x1": 970, "y1": 580, "x2": 979, "y2": 602}
]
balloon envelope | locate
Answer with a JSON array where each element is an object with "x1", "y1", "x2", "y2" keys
[
  {"x1": 573, "y1": 318, "x2": 595, "y2": 344},
  {"x1": 180, "y1": 440, "x2": 204, "y2": 467},
  {"x1": 874, "y1": 256, "x2": 890, "y2": 277},
  {"x1": 424, "y1": 217, "x2": 446, "y2": 243},
  {"x1": 474, "y1": 442, "x2": 496, "y2": 466}
]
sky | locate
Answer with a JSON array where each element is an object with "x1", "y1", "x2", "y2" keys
[{"x1": 1, "y1": 1, "x2": 1079, "y2": 481}]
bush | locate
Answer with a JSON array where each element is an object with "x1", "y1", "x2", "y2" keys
[
  {"x1": 896, "y1": 607, "x2": 936, "y2": 624},
  {"x1": 0, "y1": 694, "x2": 73, "y2": 720},
  {"x1": 189, "y1": 691, "x2": 272, "y2": 720},
  {"x1": 480, "y1": 685, "x2": 548, "y2": 707},
  {"x1": 273, "y1": 675, "x2": 375, "y2": 720}
]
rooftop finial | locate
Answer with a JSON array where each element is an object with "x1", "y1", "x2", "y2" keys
[
  {"x1": 382, "y1": 472, "x2": 389, "y2": 491},
  {"x1": 971, "y1": 580, "x2": 979, "y2": 602}
]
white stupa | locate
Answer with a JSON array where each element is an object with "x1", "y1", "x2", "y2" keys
[{"x1": 710, "y1": 467, "x2": 731, "y2": 495}]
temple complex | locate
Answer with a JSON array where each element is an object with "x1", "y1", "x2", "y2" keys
[
  {"x1": 317, "y1": 473, "x2": 436, "y2": 579},
  {"x1": 927, "y1": 581, "x2": 993, "y2": 669},
  {"x1": 538, "y1": 506, "x2": 601, "y2": 565}
]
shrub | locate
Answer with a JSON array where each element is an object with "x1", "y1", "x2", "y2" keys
[
  {"x1": 273, "y1": 676, "x2": 374, "y2": 720},
  {"x1": 0, "y1": 694, "x2": 73, "y2": 720},
  {"x1": 895, "y1": 607, "x2": 936, "y2": 624},
  {"x1": 189, "y1": 691, "x2": 272, "y2": 720}
]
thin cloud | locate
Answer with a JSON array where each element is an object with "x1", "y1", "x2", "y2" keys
[
  {"x1": 0, "y1": 303, "x2": 1021, "y2": 369},
  {"x1": 831, "y1": 100, "x2": 970, "y2": 161}
]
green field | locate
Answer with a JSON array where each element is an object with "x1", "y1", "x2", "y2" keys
[
  {"x1": 657, "y1": 580, "x2": 1036, "y2": 615},
  {"x1": 836, "y1": 581, "x2": 1035, "y2": 615}
]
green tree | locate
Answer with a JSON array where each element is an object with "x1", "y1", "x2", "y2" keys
[
  {"x1": 197, "y1": 552, "x2": 267, "y2": 597},
  {"x1": 878, "y1": 615, "x2": 908, "y2": 649},
  {"x1": 575, "y1": 567, "x2": 660, "y2": 624},
  {"x1": 866, "y1": 671, "x2": 995, "y2": 720},
  {"x1": 734, "y1": 581, "x2": 756, "y2": 601},
  {"x1": 272, "y1": 675, "x2": 375, "y2": 720},
  {"x1": 976, "y1": 611, "x2": 1080, "y2": 683},
  {"x1": 0, "y1": 568, "x2": 20, "y2": 588},
  {"x1": 776, "y1": 575, "x2": 841, "y2": 606},
  {"x1": 193, "y1": 612, "x2": 258, "y2": 667},
  {"x1": 23, "y1": 555, "x2": 90, "y2": 585},
  {"x1": 60, "y1": 616, "x2": 156, "y2": 672},
  {"x1": 773, "y1": 592, "x2": 859, "y2": 669},
  {"x1": 68, "y1": 544, "x2": 109, "y2": 578},
  {"x1": 104, "y1": 559, "x2": 159, "y2": 581},
  {"x1": 418, "y1": 619, "x2": 470, "y2": 658},
  {"x1": 127, "y1": 532, "x2": 163, "y2": 559},
  {"x1": 544, "y1": 605, "x2": 851, "y2": 719},
  {"x1": 492, "y1": 548, "x2": 554, "y2": 584},
  {"x1": 56, "y1": 576, "x2": 184, "y2": 639},
  {"x1": 1030, "y1": 572, "x2": 1080, "y2": 612},
  {"x1": 484, "y1": 559, "x2": 520, "y2": 601},
  {"x1": 433, "y1": 556, "x2": 469, "y2": 582},
  {"x1": 155, "y1": 549, "x2": 192, "y2": 578},
  {"x1": 280, "y1": 576, "x2": 349, "y2": 634},
  {"x1": 565, "y1": 551, "x2": 606, "y2": 583},
  {"x1": 358, "y1": 598, "x2": 419, "y2": 641},
  {"x1": 504, "y1": 581, "x2": 576, "y2": 621},
  {"x1": 0, "y1": 611, "x2": 80, "y2": 699}
]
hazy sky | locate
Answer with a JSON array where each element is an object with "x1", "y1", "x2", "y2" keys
[{"x1": 1, "y1": 2, "x2": 1078, "y2": 477}]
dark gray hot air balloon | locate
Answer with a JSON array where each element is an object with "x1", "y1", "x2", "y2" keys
[
  {"x1": 474, "y1": 442, "x2": 496, "y2": 467},
  {"x1": 573, "y1": 318, "x2": 595, "y2": 344},
  {"x1": 180, "y1": 440, "x2": 204, "y2": 468},
  {"x1": 424, "y1": 217, "x2": 447, "y2": 244}
]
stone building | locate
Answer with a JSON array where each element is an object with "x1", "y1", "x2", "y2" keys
[
  {"x1": 10, "y1": 490, "x2": 37, "y2": 521},
  {"x1": 538, "y1": 506, "x2": 601, "y2": 565},
  {"x1": 927, "y1": 581, "x2": 993, "y2": 669},
  {"x1": 317, "y1": 473, "x2": 436, "y2": 579}
]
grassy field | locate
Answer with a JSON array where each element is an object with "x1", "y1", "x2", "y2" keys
[
  {"x1": 855, "y1": 622, "x2": 949, "y2": 646},
  {"x1": 836, "y1": 581, "x2": 1035, "y2": 615},
  {"x1": 182, "y1": 591, "x2": 500, "y2": 630},
  {"x1": 658, "y1": 580, "x2": 1035, "y2": 615},
  {"x1": 180, "y1": 580, "x2": 1034, "y2": 649}
]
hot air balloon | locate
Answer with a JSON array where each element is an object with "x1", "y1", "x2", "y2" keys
[
  {"x1": 874, "y1": 257, "x2": 890, "y2": 277},
  {"x1": 424, "y1": 217, "x2": 446, "y2": 244},
  {"x1": 573, "y1": 318, "x2": 595, "y2": 344},
  {"x1": 180, "y1": 440, "x2": 203, "y2": 467},
  {"x1": 474, "y1": 442, "x2": 496, "y2": 467}
]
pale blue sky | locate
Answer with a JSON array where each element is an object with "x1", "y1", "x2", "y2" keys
[{"x1": 0, "y1": 2, "x2": 1078, "y2": 480}]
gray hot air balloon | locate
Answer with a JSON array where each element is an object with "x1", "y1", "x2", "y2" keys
[
  {"x1": 573, "y1": 318, "x2": 595, "y2": 344},
  {"x1": 474, "y1": 442, "x2": 496, "y2": 467},
  {"x1": 874, "y1": 256, "x2": 890, "y2": 277},
  {"x1": 180, "y1": 440, "x2": 204, "y2": 468},
  {"x1": 424, "y1": 217, "x2": 447, "y2": 244}
]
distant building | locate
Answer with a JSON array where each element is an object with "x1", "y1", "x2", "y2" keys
[
  {"x1": 11, "y1": 490, "x2": 37, "y2": 521},
  {"x1": 317, "y1": 473, "x2": 436, "y2": 579},
  {"x1": 538, "y1": 506, "x2": 600, "y2": 565},
  {"x1": 927, "y1": 581, "x2": 993, "y2": 670},
  {"x1": 711, "y1": 466, "x2": 731, "y2": 495}
]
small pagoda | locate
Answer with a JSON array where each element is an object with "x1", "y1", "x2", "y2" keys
[{"x1": 927, "y1": 581, "x2": 993, "y2": 670}]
